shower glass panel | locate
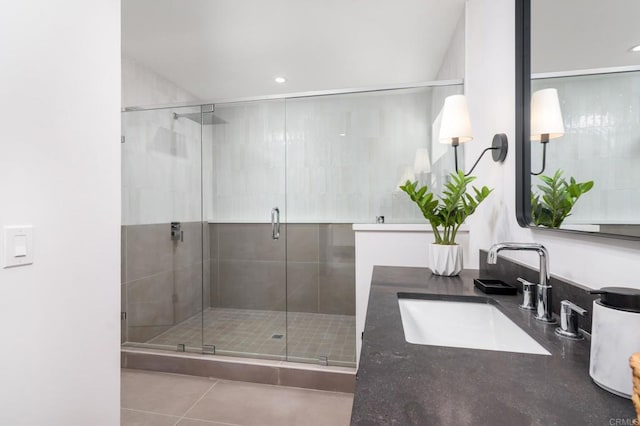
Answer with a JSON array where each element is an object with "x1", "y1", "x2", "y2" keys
[
  {"x1": 120, "y1": 82, "x2": 463, "y2": 366},
  {"x1": 284, "y1": 85, "x2": 463, "y2": 367},
  {"x1": 121, "y1": 105, "x2": 204, "y2": 353},
  {"x1": 202, "y1": 100, "x2": 287, "y2": 360}
]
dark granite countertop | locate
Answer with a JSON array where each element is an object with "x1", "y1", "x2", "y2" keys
[{"x1": 351, "y1": 266, "x2": 637, "y2": 425}]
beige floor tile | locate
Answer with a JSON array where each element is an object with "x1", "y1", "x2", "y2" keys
[
  {"x1": 121, "y1": 369, "x2": 216, "y2": 416},
  {"x1": 184, "y1": 380, "x2": 354, "y2": 426},
  {"x1": 177, "y1": 419, "x2": 240, "y2": 426},
  {"x1": 121, "y1": 408, "x2": 179, "y2": 426}
]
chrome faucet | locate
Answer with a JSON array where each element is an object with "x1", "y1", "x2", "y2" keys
[{"x1": 488, "y1": 242, "x2": 555, "y2": 323}]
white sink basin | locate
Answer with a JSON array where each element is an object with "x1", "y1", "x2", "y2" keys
[{"x1": 398, "y1": 296, "x2": 551, "y2": 355}]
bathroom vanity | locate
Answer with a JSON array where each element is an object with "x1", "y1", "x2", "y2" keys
[{"x1": 350, "y1": 266, "x2": 636, "y2": 425}]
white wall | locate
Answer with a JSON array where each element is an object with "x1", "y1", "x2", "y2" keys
[
  {"x1": 465, "y1": 0, "x2": 640, "y2": 289},
  {"x1": 0, "y1": 2, "x2": 121, "y2": 425},
  {"x1": 122, "y1": 56, "x2": 200, "y2": 108}
]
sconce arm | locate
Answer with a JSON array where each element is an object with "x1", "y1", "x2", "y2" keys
[
  {"x1": 531, "y1": 142, "x2": 548, "y2": 176},
  {"x1": 454, "y1": 133, "x2": 509, "y2": 176}
]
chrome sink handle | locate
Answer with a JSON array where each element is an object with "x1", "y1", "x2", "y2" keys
[
  {"x1": 517, "y1": 277, "x2": 536, "y2": 311},
  {"x1": 555, "y1": 300, "x2": 587, "y2": 340}
]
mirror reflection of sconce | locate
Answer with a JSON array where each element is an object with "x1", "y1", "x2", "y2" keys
[
  {"x1": 439, "y1": 94, "x2": 508, "y2": 176},
  {"x1": 531, "y1": 88, "x2": 564, "y2": 176},
  {"x1": 414, "y1": 148, "x2": 431, "y2": 185}
]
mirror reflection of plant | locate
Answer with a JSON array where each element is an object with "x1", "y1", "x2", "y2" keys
[
  {"x1": 399, "y1": 171, "x2": 492, "y2": 245},
  {"x1": 531, "y1": 169, "x2": 594, "y2": 228}
]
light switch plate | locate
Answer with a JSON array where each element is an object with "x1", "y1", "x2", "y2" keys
[{"x1": 3, "y1": 226, "x2": 34, "y2": 268}]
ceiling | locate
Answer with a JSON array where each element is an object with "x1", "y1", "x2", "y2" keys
[
  {"x1": 122, "y1": 0, "x2": 466, "y2": 101},
  {"x1": 532, "y1": 0, "x2": 640, "y2": 73}
]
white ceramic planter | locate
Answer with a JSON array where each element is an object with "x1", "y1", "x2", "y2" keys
[{"x1": 430, "y1": 243, "x2": 463, "y2": 276}]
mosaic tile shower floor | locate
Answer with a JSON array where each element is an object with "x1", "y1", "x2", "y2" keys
[{"x1": 127, "y1": 308, "x2": 356, "y2": 367}]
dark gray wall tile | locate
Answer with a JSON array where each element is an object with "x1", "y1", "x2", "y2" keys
[
  {"x1": 174, "y1": 222, "x2": 203, "y2": 269},
  {"x1": 202, "y1": 222, "x2": 210, "y2": 261},
  {"x1": 125, "y1": 224, "x2": 173, "y2": 282},
  {"x1": 127, "y1": 271, "x2": 175, "y2": 327},
  {"x1": 174, "y1": 264, "x2": 204, "y2": 323},
  {"x1": 218, "y1": 260, "x2": 286, "y2": 310},
  {"x1": 319, "y1": 224, "x2": 355, "y2": 263},
  {"x1": 127, "y1": 325, "x2": 173, "y2": 343},
  {"x1": 319, "y1": 263, "x2": 355, "y2": 315},
  {"x1": 121, "y1": 283, "x2": 127, "y2": 344},
  {"x1": 218, "y1": 223, "x2": 286, "y2": 261},
  {"x1": 209, "y1": 223, "x2": 218, "y2": 261},
  {"x1": 210, "y1": 259, "x2": 219, "y2": 308},
  {"x1": 287, "y1": 224, "x2": 319, "y2": 262},
  {"x1": 121, "y1": 226, "x2": 127, "y2": 284},
  {"x1": 287, "y1": 261, "x2": 319, "y2": 313},
  {"x1": 203, "y1": 260, "x2": 211, "y2": 309}
]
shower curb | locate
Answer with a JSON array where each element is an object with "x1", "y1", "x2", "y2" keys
[{"x1": 121, "y1": 349, "x2": 356, "y2": 393}]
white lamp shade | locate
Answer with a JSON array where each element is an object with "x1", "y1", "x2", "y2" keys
[
  {"x1": 414, "y1": 148, "x2": 431, "y2": 173},
  {"x1": 531, "y1": 88, "x2": 564, "y2": 141},
  {"x1": 439, "y1": 94, "x2": 473, "y2": 144}
]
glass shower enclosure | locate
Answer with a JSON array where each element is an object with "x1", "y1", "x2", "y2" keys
[{"x1": 121, "y1": 82, "x2": 463, "y2": 368}]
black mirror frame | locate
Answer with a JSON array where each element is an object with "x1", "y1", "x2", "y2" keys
[
  {"x1": 514, "y1": 0, "x2": 640, "y2": 240},
  {"x1": 515, "y1": 0, "x2": 531, "y2": 227}
]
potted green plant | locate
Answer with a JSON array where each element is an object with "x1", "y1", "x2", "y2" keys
[
  {"x1": 399, "y1": 171, "x2": 492, "y2": 276},
  {"x1": 531, "y1": 169, "x2": 594, "y2": 228}
]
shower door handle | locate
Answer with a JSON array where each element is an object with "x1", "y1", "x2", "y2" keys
[{"x1": 271, "y1": 207, "x2": 280, "y2": 239}]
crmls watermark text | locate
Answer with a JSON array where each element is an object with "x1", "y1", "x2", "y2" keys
[{"x1": 609, "y1": 418, "x2": 639, "y2": 426}]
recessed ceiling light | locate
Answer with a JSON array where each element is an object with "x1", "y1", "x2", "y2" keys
[
  {"x1": 274, "y1": 76, "x2": 287, "y2": 84},
  {"x1": 630, "y1": 44, "x2": 640, "y2": 52}
]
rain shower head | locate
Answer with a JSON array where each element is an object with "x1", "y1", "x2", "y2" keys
[{"x1": 173, "y1": 112, "x2": 227, "y2": 125}]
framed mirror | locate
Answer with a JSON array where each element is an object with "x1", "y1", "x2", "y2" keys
[{"x1": 516, "y1": 0, "x2": 640, "y2": 239}]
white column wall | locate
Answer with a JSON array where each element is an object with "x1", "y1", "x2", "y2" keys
[
  {"x1": 464, "y1": 0, "x2": 640, "y2": 289},
  {"x1": 0, "y1": 1, "x2": 121, "y2": 424}
]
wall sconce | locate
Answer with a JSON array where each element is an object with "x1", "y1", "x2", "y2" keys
[
  {"x1": 439, "y1": 94, "x2": 508, "y2": 176},
  {"x1": 530, "y1": 88, "x2": 564, "y2": 176}
]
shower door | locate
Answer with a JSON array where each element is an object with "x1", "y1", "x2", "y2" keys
[
  {"x1": 202, "y1": 100, "x2": 287, "y2": 359},
  {"x1": 121, "y1": 105, "x2": 204, "y2": 353}
]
